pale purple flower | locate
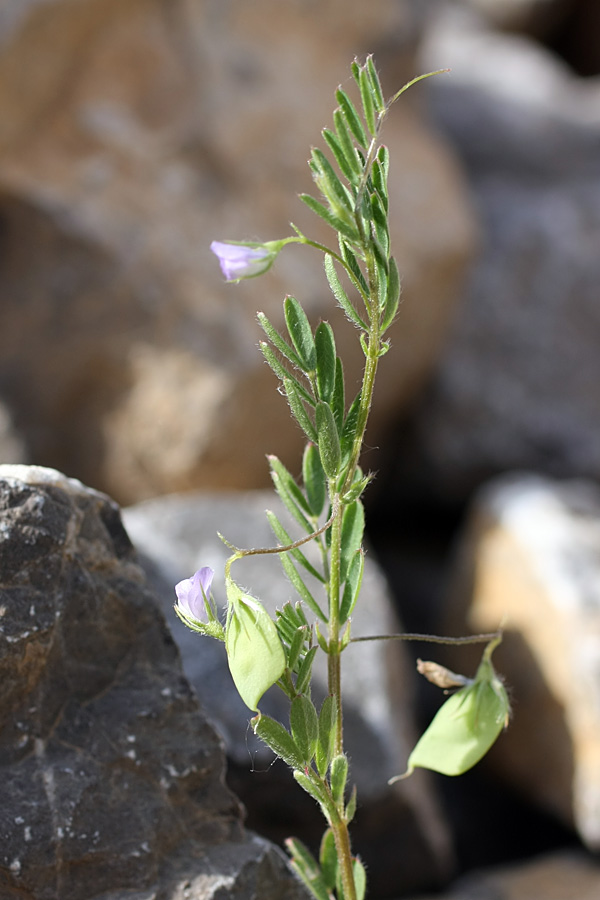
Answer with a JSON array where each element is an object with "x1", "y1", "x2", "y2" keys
[
  {"x1": 210, "y1": 241, "x2": 274, "y2": 281},
  {"x1": 175, "y1": 567, "x2": 214, "y2": 622}
]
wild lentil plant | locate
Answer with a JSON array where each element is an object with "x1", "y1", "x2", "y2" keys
[{"x1": 175, "y1": 58, "x2": 509, "y2": 900}]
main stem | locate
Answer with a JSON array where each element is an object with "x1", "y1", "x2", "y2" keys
[{"x1": 326, "y1": 245, "x2": 383, "y2": 900}]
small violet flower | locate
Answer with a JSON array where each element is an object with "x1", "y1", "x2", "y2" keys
[
  {"x1": 175, "y1": 566, "x2": 214, "y2": 622},
  {"x1": 210, "y1": 240, "x2": 278, "y2": 281}
]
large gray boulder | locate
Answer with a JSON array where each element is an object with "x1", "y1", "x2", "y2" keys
[{"x1": 0, "y1": 465, "x2": 308, "y2": 900}]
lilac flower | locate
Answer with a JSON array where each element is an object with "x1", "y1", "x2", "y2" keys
[
  {"x1": 210, "y1": 240, "x2": 276, "y2": 281},
  {"x1": 175, "y1": 567, "x2": 214, "y2": 622}
]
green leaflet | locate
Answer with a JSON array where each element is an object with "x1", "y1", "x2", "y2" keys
[
  {"x1": 319, "y1": 828, "x2": 338, "y2": 892},
  {"x1": 284, "y1": 296, "x2": 316, "y2": 373},
  {"x1": 339, "y1": 238, "x2": 369, "y2": 297},
  {"x1": 366, "y1": 56, "x2": 385, "y2": 113},
  {"x1": 335, "y1": 88, "x2": 368, "y2": 148},
  {"x1": 296, "y1": 645, "x2": 318, "y2": 696},
  {"x1": 345, "y1": 785, "x2": 357, "y2": 823},
  {"x1": 331, "y1": 357, "x2": 345, "y2": 434},
  {"x1": 381, "y1": 256, "x2": 401, "y2": 333},
  {"x1": 353, "y1": 857, "x2": 367, "y2": 900},
  {"x1": 286, "y1": 838, "x2": 331, "y2": 900},
  {"x1": 340, "y1": 392, "x2": 362, "y2": 465},
  {"x1": 358, "y1": 66, "x2": 376, "y2": 134},
  {"x1": 315, "y1": 321, "x2": 337, "y2": 404},
  {"x1": 302, "y1": 442, "x2": 327, "y2": 518},
  {"x1": 252, "y1": 711, "x2": 305, "y2": 770},
  {"x1": 331, "y1": 111, "x2": 362, "y2": 180},
  {"x1": 311, "y1": 147, "x2": 354, "y2": 217},
  {"x1": 339, "y1": 549, "x2": 364, "y2": 624},
  {"x1": 315, "y1": 400, "x2": 341, "y2": 478},
  {"x1": 339, "y1": 500, "x2": 365, "y2": 584},
  {"x1": 394, "y1": 638, "x2": 510, "y2": 779},
  {"x1": 259, "y1": 341, "x2": 315, "y2": 407},
  {"x1": 275, "y1": 543, "x2": 328, "y2": 622},
  {"x1": 300, "y1": 193, "x2": 360, "y2": 242},
  {"x1": 257, "y1": 311, "x2": 304, "y2": 371},
  {"x1": 268, "y1": 455, "x2": 313, "y2": 530},
  {"x1": 266, "y1": 508, "x2": 325, "y2": 586},
  {"x1": 316, "y1": 694, "x2": 338, "y2": 777},
  {"x1": 324, "y1": 254, "x2": 367, "y2": 331},
  {"x1": 330, "y1": 754, "x2": 349, "y2": 806},
  {"x1": 294, "y1": 769, "x2": 330, "y2": 815},
  {"x1": 225, "y1": 578, "x2": 286, "y2": 711},
  {"x1": 283, "y1": 376, "x2": 318, "y2": 442},
  {"x1": 286, "y1": 625, "x2": 309, "y2": 673},
  {"x1": 290, "y1": 694, "x2": 319, "y2": 764}
]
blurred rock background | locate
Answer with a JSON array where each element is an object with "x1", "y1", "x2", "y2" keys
[{"x1": 2, "y1": 0, "x2": 600, "y2": 897}]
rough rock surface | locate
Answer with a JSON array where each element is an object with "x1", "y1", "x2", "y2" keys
[
  {"x1": 123, "y1": 489, "x2": 453, "y2": 897},
  {"x1": 403, "y1": 850, "x2": 600, "y2": 900},
  {"x1": 441, "y1": 473, "x2": 600, "y2": 849},
  {"x1": 0, "y1": 0, "x2": 475, "y2": 504},
  {"x1": 0, "y1": 464, "x2": 309, "y2": 900},
  {"x1": 411, "y1": 8, "x2": 600, "y2": 501}
]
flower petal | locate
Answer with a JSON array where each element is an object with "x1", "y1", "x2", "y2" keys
[{"x1": 175, "y1": 566, "x2": 214, "y2": 622}]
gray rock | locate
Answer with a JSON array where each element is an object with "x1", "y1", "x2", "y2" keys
[
  {"x1": 123, "y1": 489, "x2": 453, "y2": 897},
  {"x1": 412, "y1": 10, "x2": 600, "y2": 500},
  {"x1": 0, "y1": 464, "x2": 309, "y2": 900}
]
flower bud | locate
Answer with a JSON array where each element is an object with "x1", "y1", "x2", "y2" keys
[
  {"x1": 174, "y1": 567, "x2": 225, "y2": 640},
  {"x1": 210, "y1": 240, "x2": 281, "y2": 281}
]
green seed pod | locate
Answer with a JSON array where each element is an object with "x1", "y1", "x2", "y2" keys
[
  {"x1": 391, "y1": 637, "x2": 510, "y2": 780},
  {"x1": 225, "y1": 577, "x2": 286, "y2": 711}
]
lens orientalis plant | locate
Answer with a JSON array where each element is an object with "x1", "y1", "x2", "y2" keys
[{"x1": 176, "y1": 58, "x2": 509, "y2": 900}]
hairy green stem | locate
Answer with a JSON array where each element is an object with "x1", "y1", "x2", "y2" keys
[
  {"x1": 323, "y1": 241, "x2": 384, "y2": 900},
  {"x1": 330, "y1": 814, "x2": 356, "y2": 900},
  {"x1": 327, "y1": 486, "x2": 344, "y2": 756}
]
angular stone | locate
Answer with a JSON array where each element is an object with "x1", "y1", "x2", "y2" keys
[
  {"x1": 442, "y1": 473, "x2": 600, "y2": 848},
  {"x1": 0, "y1": 464, "x2": 309, "y2": 900},
  {"x1": 123, "y1": 489, "x2": 453, "y2": 897}
]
